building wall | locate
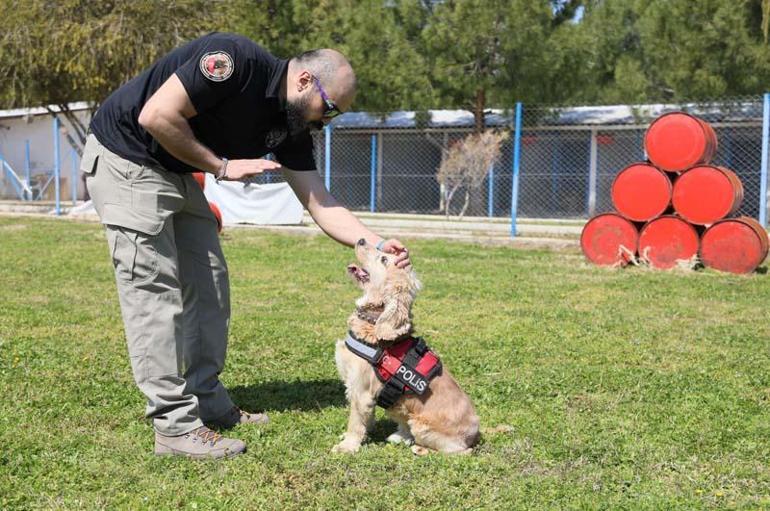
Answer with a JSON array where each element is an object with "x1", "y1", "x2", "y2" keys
[{"x1": 0, "y1": 110, "x2": 89, "y2": 200}]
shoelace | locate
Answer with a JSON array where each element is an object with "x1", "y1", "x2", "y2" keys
[{"x1": 193, "y1": 427, "x2": 222, "y2": 445}]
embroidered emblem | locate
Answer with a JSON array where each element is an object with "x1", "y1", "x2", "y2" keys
[
  {"x1": 265, "y1": 128, "x2": 287, "y2": 149},
  {"x1": 199, "y1": 51, "x2": 234, "y2": 82}
]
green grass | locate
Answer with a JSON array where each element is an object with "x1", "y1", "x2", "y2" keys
[{"x1": 1, "y1": 216, "x2": 769, "y2": 510}]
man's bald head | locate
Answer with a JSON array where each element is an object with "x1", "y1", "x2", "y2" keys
[
  {"x1": 291, "y1": 49, "x2": 357, "y2": 102},
  {"x1": 283, "y1": 48, "x2": 356, "y2": 134}
]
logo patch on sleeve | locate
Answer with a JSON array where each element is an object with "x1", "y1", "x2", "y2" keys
[{"x1": 199, "y1": 51, "x2": 234, "y2": 82}]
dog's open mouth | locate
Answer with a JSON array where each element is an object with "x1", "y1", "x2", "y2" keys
[{"x1": 347, "y1": 264, "x2": 370, "y2": 283}]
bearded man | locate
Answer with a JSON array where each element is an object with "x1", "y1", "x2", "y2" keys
[{"x1": 81, "y1": 32, "x2": 409, "y2": 459}]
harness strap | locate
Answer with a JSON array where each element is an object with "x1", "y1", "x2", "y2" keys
[
  {"x1": 344, "y1": 332, "x2": 382, "y2": 363},
  {"x1": 376, "y1": 378, "x2": 406, "y2": 408},
  {"x1": 344, "y1": 333, "x2": 442, "y2": 409}
]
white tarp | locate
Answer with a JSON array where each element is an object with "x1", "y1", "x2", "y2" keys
[
  {"x1": 202, "y1": 174, "x2": 303, "y2": 225},
  {"x1": 67, "y1": 174, "x2": 304, "y2": 225}
]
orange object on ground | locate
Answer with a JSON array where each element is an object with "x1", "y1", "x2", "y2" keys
[
  {"x1": 700, "y1": 217, "x2": 769, "y2": 274},
  {"x1": 193, "y1": 172, "x2": 206, "y2": 190},
  {"x1": 645, "y1": 112, "x2": 717, "y2": 172},
  {"x1": 581, "y1": 213, "x2": 639, "y2": 266},
  {"x1": 671, "y1": 165, "x2": 743, "y2": 225},
  {"x1": 611, "y1": 163, "x2": 672, "y2": 222},
  {"x1": 638, "y1": 215, "x2": 700, "y2": 269},
  {"x1": 209, "y1": 201, "x2": 223, "y2": 233}
]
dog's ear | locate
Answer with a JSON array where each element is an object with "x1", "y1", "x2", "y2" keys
[{"x1": 374, "y1": 271, "x2": 420, "y2": 340}]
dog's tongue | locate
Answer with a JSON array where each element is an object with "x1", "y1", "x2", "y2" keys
[{"x1": 347, "y1": 264, "x2": 369, "y2": 282}]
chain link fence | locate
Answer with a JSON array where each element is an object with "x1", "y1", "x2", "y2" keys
[
  {"x1": 2, "y1": 96, "x2": 769, "y2": 226},
  {"x1": 303, "y1": 96, "x2": 769, "y2": 223},
  {"x1": 519, "y1": 97, "x2": 767, "y2": 220}
]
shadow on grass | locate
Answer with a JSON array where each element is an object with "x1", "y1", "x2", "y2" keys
[{"x1": 230, "y1": 378, "x2": 347, "y2": 412}]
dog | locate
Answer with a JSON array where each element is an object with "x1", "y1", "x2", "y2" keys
[{"x1": 333, "y1": 238, "x2": 480, "y2": 455}]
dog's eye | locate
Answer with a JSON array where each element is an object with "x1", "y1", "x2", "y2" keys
[{"x1": 380, "y1": 256, "x2": 389, "y2": 266}]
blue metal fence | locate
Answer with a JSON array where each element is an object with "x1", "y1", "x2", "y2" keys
[{"x1": 4, "y1": 96, "x2": 770, "y2": 235}]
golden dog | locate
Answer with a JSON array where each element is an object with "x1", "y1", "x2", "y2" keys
[{"x1": 333, "y1": 239, "x2": 480, "y2": 455}]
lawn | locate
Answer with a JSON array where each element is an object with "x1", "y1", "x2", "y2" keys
[{"x1": 1, "y1": 216, "x2": 769, "y2": 510}]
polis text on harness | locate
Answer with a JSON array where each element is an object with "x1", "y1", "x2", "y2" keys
[{"x1": 344, "y1": 332, "x2": 442, "y2": 408}]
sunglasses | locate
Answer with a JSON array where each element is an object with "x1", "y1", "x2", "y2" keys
[{"x1": 312, "y1": 76, "x2": 342, "y2": 119}]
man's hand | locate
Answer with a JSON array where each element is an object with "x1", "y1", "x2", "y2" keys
[
  {"x1": 380, "y1": 238, "x2": 411, "y2": 269},
  {"x1": 222, "y1": 159, "x2": 283, "y2": 181}
]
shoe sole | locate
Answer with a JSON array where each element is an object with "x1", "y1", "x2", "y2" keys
[{"x1": 154, "y1": 445, "x2": 247, "y2": 459}]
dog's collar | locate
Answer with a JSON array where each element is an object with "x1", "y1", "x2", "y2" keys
[
  {"x1": 356, "y1": 305, "x2": 383, "y2": 324},
  {"x1": 345, "y1": 331, "x2": 382, "y2": 362}
]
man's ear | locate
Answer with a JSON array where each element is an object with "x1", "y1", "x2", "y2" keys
[{"x1": 297, "y1": 70, "x2": 312, "y2": 92}]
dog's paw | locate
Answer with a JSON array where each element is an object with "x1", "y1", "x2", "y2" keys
[
  {"x1": 386, "y1": 431, "x2": 414, "y2": 446},
  {"x1": 410, "y1": 444, "x2": 432, "y2": 456},
  {"x1": 332, "y1": 440, "x2": 361, "y2": 454}
]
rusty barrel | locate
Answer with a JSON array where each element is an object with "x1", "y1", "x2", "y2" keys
[
  {"x1": 645, "y1": 112, "x2": 717, "y2": 172},
  {"x1": 581, "y1": 213, "x2": 639, "y2": 266},
  {"x1": 611, "y1": 163, "x2": 672, "y2": 222},
  {"x1": 700, "y1": 217, "x2": 769, "y2": 274},
  {"x1": 193, "y1": 172, "x2": 206, "y2": 190},
  {"x1": 672, "y1": 165, "x2": 743, "y2": 225},
  {"x1": 209, "y1": 201, "x2": 223, "y2": 233},
  {"x1": 638, "y1": 215, "x2": 700, "y2": 270}
]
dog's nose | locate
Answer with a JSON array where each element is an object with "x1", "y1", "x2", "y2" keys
[{"x1": 357, "y1": 238, "x2": 366, "y2": 246}]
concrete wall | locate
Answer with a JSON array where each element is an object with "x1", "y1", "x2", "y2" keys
[{"x1": 0, "y1": 108, "x2": 90, "y2": 200}]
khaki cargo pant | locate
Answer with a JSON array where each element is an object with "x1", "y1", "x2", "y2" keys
[{"x1": 82, "y1": 134, "x2": 234, "y2": 435}]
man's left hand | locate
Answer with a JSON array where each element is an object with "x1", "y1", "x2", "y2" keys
[{"x1": 380, "y1": 239, "x2": 411, "y2": 269}]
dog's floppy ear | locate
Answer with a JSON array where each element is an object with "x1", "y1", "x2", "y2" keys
[{"x1": 374, "y1": 270, "x2": 420, "y2": 341}]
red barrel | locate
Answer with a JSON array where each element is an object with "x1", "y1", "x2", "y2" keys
[
  {"x1": 209, "y1": 201, "x2": 223, "y2": 233},
  {"x1": 193, "y1": 172, "x2": 206, "y2": 190},
  {"x1": 611, "y1": 163, "x2": 672, "y2": 222},
  {"x1": 700, "y1": 217, "x2": 769, "y2": 274},
  {"x1": 645, "y1": 112, "x2": 717, "y2": 172},
  {"x1": 638, "y1": 215, "x2": 700, "y2": 270},
  {"x1": 672, "y1": 166, "x2": 743, "y2": 225},
  {"x1": 581, "y1": 213, "x2": 639, "y2": 266}
]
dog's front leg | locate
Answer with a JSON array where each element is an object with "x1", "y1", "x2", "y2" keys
[{"x1": 332, "y1": 397, "x2": 375, "y2": 453}]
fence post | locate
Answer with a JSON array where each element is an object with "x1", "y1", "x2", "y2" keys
[
  {"x1": 25, "y1": 140, "x2": 31, "y2": 200},
  {"x1": 587, "y1": 128, "x2": 598, "y2": 216},
  {"x1": 53, "y1": 117, "x2": 61, "y2": 215},
  {"x1": 510, "y1": 102, "x2": 523, "y2": 237},
  {"x1": 71, "y1": 148, "x2": 78, "y2": 205},
  {"x1": 370, "y1": 134, "x2": 377, "y2": 212},
  {"x1": 324, "y1": 124, "x2": 332, "y2": 191},
  {"x1": 487, "y1": 164, "x2": 495, "y2": 217},
  {"x1": 760, "y1": 92, "x2": 769, "y2": 227}
]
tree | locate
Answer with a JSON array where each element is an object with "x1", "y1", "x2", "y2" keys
[
  {"x1": 436, "y1": 130, "x2": 508, "y2": 217},
  {"x1": 0, "y1": 0, "x2": 226, "y2": 152},
  {"x1": 565, "y1": 0, "x2": 770, "y2": 104},
  {"x1": 230, "y1": 0, "x2": 434, "y2": 112}
]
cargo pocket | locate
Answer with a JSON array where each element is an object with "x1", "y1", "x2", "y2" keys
[
  {"x1": 110, "y1": 227, "x2": 159, "y2": 286},
  {"x1": 80, "y1": 135, "x2": 101, "y2": 175},
  {"x1": 128, "y1": 349, "x2": 148, "y2": 385}
]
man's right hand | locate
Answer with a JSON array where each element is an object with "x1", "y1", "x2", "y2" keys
[{"x1": 222, "y1": 159, "x2": 283, "y2": 181}]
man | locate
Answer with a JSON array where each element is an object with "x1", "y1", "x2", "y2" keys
[{"x1": 81, "y1": 32, "x2": 410, "y2": 459}]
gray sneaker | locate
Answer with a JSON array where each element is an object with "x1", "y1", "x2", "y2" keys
[
  {"x1": 207, "y1": 407, "x2": 269, "y2": 429},
  {"x1": 154, "y1": 426, "x2": 246, "y2": 459}
]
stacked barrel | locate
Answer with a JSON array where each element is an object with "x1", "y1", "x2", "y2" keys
[
  {"x1": 581, "y1": 112, "x2": 769, "y2": 274},
  {"x1": 193, "y1": 172, "x2": 224, "y2": 233}
]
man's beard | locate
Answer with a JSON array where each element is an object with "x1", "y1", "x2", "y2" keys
[{"x1": 286, "y1": 94, "x2": 323, "y2": 135}]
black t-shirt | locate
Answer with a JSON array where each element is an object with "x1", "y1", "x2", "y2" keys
[{"x1": 90, "y1": 32, "x2": 316, "y2": 173}]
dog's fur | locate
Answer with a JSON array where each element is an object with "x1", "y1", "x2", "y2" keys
[{"x1": 333, "y1": 239, "x2": 480, "y2": 455}]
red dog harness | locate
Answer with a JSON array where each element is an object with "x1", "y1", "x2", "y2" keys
[{"x1": 345, "y1": 332, "x2": 443, "y2": 408}]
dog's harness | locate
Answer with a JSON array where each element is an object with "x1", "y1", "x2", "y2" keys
[{"x1": 344, "y1": 332, "x2": 442, "y2": 408}]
